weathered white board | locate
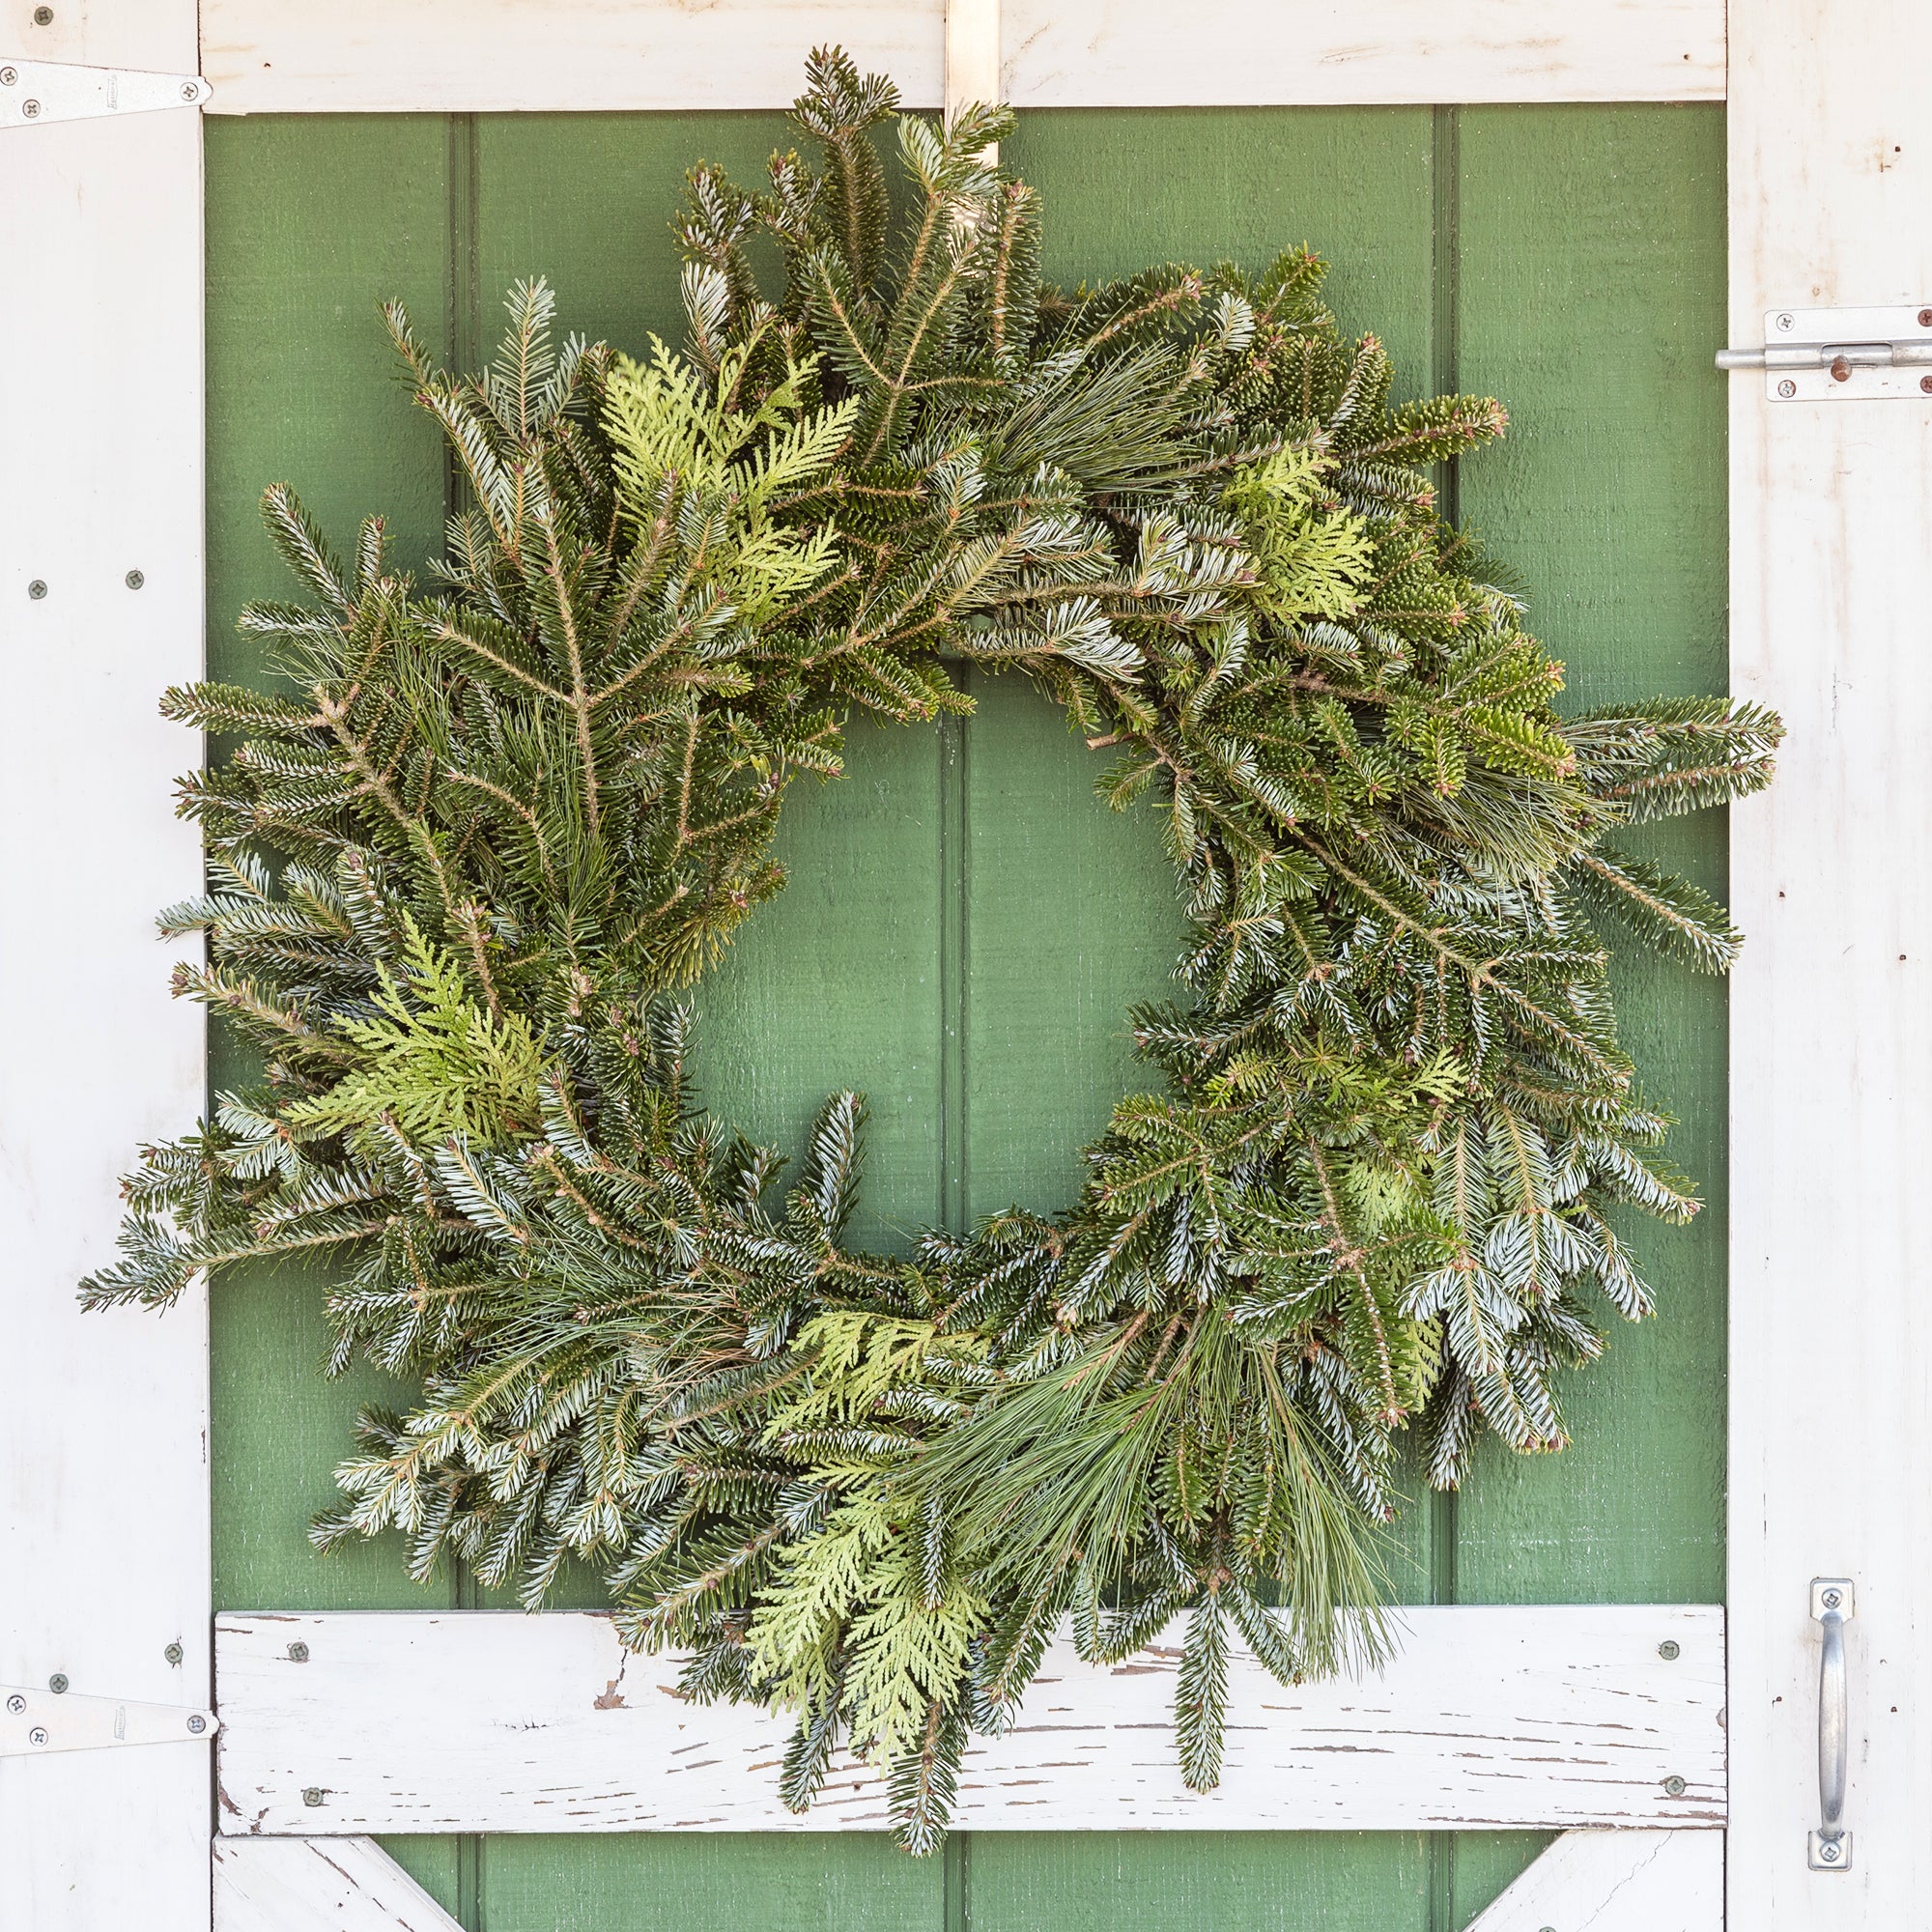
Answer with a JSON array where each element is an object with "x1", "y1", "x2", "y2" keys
[
  {"x1": 213, "y1": 1837, "x2": 462, "y2": 1932},
  {"x1": 215, "y1": 1607, "x2": 1724, "y2": 1835},
  {"x1": 1726, "y1": 0, "x2": 1932, "y2": 1924},
  {"x1": 0, "y1": 4, "x2": 211, "y2": 1930},
  {"x1": 200, "y1": 0, "x2": 1725, "y2": 115},
  {"x1": 1464, "y1": 1829, "x2": 1723, "y2": 1931}
]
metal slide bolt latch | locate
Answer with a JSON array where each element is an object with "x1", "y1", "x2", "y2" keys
[
  {"x1": 1, "y1": 1684, "x2": 217, "y2": 1756},
  {"x1": 1719, "y1": 305, "x2": 1932, "y2": 401},
  {"x1": 0, "y1": 57, "x2": 211, "y2": 128},
  {"x1": 1808, "y1": 1577, "x2": 1856, "y2": 1872}
]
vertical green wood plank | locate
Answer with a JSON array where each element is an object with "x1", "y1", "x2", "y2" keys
[
  {"x1": 959, "y1": 105, "x2": 1440, "y2": 1932},
  {"x1": 478, "y1": 1835, "x2": 942, "y2": 1932},
  {"x1": 206, "y1": 113, "x2": 465, "y2": 1920},
  {"x1": 1451, "y1": 105, "x2": 1728, "y2": 1618},
  {"x1": 206, "y1": 115, "x2": 452, "y2": 1617},
  {"x1": 967, "y1": 1832, "x2": 1428, "y2": 1932},
  {"x1": 475, "y1": 114, "x2": 947, "y2": 1256}
]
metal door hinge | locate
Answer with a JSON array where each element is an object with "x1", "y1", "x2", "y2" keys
[
  {"x1": 3, "y1": 1684, "x2": 217, "y2": 1755},
  {"x1": 1718, "y1": 305, "x2": 1932, "y2": 401},
  {"x1": 0, "y1": 58, "x2": 211, "y2": 128}
]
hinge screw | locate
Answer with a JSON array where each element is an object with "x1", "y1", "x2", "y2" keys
[
  {"x1": 1658, "y1": 1639, "x2": 1680, "y2": 1660},
  {"x1": 164, "y1": 1642, "x2": 184, "y2": 1665},
  {"x1": 0, "y1": 66, "x2": 15, "y2": 84},
  {"x1": 48, "y1": 1674, "x2": 69, "y2": 1695},
  {"x1": 288, "y1": 1641, "x2": 310, "y2": 1662},
  {"x1": 1777, "y1": 379, "x2": 1797, "y2": 399},
  {"x1": 1776, "y1": 312, "x2": 1795, "y2": 330},
  {"x1": 1663, "y1": 1775, "x2": 1687, "y2": 1797},
  {"x1": 186, "y1": 1715, "x2": 207, "y2": 1735},
  {"x1": 180, "y1": 82, "x2": 198, "y2": 102},
  {"x1": 1823, "y1": 1588, "x2": 1843, "y2": 1609},
  {"x1": 1918, "y1": 309, "x2": 1932, "y2": 327},
  {"x1": 1821, "y1": 1838, "x2": 1842, "y2": 1862},
  {"x1": 5, "y1": 1694, "x2": 24, "y2": 1715},
  {"x1": 302, "y1": 1787, "x2": 326, "y2": 1807},
  {"x1": 20, "y1": 99, "x2": 40, "y2": 118},
  {"x1": 28, "y1": 1726, "x2": 48, "y2": 1747},
  {"x1": 126, "y1": 568, "x2": 145, "y2": 589},
  {"x1": 1919, "y1": 376, "x2": 1932, "y2": 395}
]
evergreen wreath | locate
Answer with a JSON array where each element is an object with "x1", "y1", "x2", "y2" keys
[{"x1": 86, "y1": 51, "x2": 1779, "y2": 1850}]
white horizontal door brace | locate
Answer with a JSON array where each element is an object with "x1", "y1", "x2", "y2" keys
[
  {"x1": 3, "y1": 1683, "x2": 218, "y2": 1755},
  {"x1": 0, "y1": 58, "x2": 210, "y2": 127}
]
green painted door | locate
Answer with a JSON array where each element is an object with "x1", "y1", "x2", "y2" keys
[{"x1": 206, "y1": 99, "x2": 1726, "y2": 1931}]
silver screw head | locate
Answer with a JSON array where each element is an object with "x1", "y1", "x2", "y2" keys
[
  {"x1": 302, "y1": 1787, "x2": 326, "y2": 1807},
  {"x1": 180, "y1": 81, "x2": 199, "y2": 102},
  {"x1": 1776, "y1": 311, "x2": 1795, "y2": 329},
  {"x1": 186, "y1": 1714, "x2": 207, "y2": 1735},
  {"x1": 27, "y1": 580, "x2": 46, "y2": 599},
  {"x1": 1823, "y1": 1587, "x2": 1843, "y2": 1609},
  {"x1": 20, "y1": 99, "x2": 40, "y2": 118},
  {"x1": 1777, "y1": 379, "x2": 1798, "y2": 399},
  {"x1": 126, "y1": 568, "x2": 145, "y2": 589},
  {"x1": 28, "y1": 1726, "x2": 48, "y2": 1747},
  {"x1": 0, "y1": 66, "x2": 15, "y2": 84},
  {"x1": 48, "y1": 1673, "x2": 69, "y2": 1695},
  {"x1": 5, "y1": 1693, "x2": 24, "y2": 1715},
  {"x1": 1822, "y1": 1839, "x2": 1842, "y2": 1862},
  {"x1": 1663, "y1": 1774, "x2": 1687, "y2": 1797},
  {"x1": 1658, "y1": 1639, "x2": 1681, "y2": 1660},
  {"x1": 164, "y1": 1642, "x2": 184, "y2": 1665},
  {"x1": 288, "y1": 1641, "x2": 310, "y2": 1662}
]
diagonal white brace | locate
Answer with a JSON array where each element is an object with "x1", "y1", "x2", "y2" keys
[
  {"x1": 0, "y1": 58, "x2": 210, "y2": 128},
  {"x1": 2, "y1": 1684, "x2": 218, "y2": 1755}
]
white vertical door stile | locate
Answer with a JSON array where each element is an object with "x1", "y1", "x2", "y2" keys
[
  {"x1": 0, "y1": 2, "x2": 211, "y2": 1929},
  {"x1": 1728, "y1": 0, "x2": 1932, "y2": 1923}
]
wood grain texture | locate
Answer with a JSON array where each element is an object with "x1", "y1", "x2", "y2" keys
[
  {"x1": 1726, "y1": 0, "x2": 1932, "y2": 1924},
  {"x1": 199, "y1": 0, "x2": 1724, "y2": 115},
  {"x1": 213, "y1": 1607, "x2": 1725, "y2": 1835},
  {"x1": 214, "y1": 1836, "x2": 463, "y2": 1932},
  {"x1": 0, "y1": 4, "x2": 211, "y2": 1927},
  {"x1": 1463, "y1": 1828, "x2": 1722, "y2": 1930}
]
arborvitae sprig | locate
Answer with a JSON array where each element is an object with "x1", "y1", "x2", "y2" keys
[{"x1": 84, "y1": 48, "x2": 1779, "y2": 1851}]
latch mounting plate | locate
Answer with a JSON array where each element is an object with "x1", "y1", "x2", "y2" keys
[{"x1": 1718, "y1": 305, "x2": 1932, "y2": 401}]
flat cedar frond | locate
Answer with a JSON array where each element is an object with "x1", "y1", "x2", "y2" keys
[{"x1": 83, "y1": 47, "x2": 1776, "y2": 1852}]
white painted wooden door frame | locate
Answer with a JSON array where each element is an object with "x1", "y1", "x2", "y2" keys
[{"x1": 11, "y1": 1, "x2": 1911, "y2": 1927}]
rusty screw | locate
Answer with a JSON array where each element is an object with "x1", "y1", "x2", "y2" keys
[
  {"x1": 1920, "y1": 376, "x2": 1932, "y2": 395},
  {"x1": 1918, "y1": 309, "x2": 1932, "y2": 327},
  {"x1": 1830, "y1": 355, "x2": 1853, "y2": 383}
]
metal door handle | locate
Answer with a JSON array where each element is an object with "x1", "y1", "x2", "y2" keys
[{"x1": 1810, "y1": 1577, "x2": 1855, "y2": 1871}]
